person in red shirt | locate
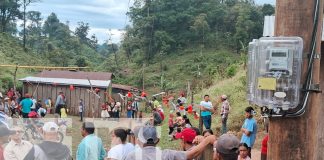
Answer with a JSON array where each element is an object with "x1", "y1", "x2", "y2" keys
[
  {"x1": 157, "y1": 108, "x2": 164, "y2": 121},
  {"x1": 6, "y1": 88, "x2": 14, "y2": 101},
  {"x1": 261, "y1": 134, "x2": 269, "y2": 160}
]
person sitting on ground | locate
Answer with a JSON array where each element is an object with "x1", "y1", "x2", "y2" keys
[
  {"x1": 37, "y1": 105, "x2": 47, "y2": 117},
  {"x1": 202, "y1": 129, "x2": 214, "y2": 138},
  {"x1": 174, "y1": 127, "x2": 183, "y2": 140},
  {"x1": 24, "y1": 122, "x2": 72, "y2": 160},
  {"x1": 4, "y1": 126, "x2": 33, "y2": 160},
  {"x1": 107, "y1": 128, "x2": 135, "y2": 160},
  {"x1": 175, "y1": 112, "x2": 184, "y2": 127},
  {"x1": 152, "y1": 108, "x2": 162, "y2": 126},
  {"x1": 238, "y1": 143, "x2": 251, "y2": 160},
  {"x1": 184, "y1": 118, "x2": 192, "y2": 128}
]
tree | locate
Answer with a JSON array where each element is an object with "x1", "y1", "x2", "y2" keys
[
  {"x1": 25, "y1": 11, "x2": 42, "y2": 49},
  {"x1": 75, "y1": 21, "x2": 89, "y2": 42},
  {"x1": 261, "y1": 4, "x2": 275, "y2": 16},
  {"x1": 43, "y1": 13, "x2": 60, "y2": 38},
  {"x1": 89, "y1": 34, "x2": 98, "y2": 49},
  {"x1": 0, "y1": 0, "x2": 21, "y2": 32},
  {"x1": 20, "y1": 0, "x2": 39, "y2": 50},
  {"x1": 75, "y1": 57, "x2": 88, "y2": 67}
]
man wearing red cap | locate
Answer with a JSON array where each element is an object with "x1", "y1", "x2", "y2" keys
[{"x1": 180, "y1": 128, "x2": 197, "y2": 151}]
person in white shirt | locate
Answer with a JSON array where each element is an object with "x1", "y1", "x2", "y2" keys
[
  {"x1": 4, "y1": 126, "x2": 33, "y2": 160},
  {"x1": 107, "y1": 128, "x2": 135, "y2": 160}
]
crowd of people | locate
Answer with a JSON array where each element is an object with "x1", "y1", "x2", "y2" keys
[{"x1": 0, "y1": 87, "x2": 269, "y2": 160}]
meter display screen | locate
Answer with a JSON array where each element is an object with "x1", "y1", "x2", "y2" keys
[{"x1": 272, "y1": 52, "x2": 287, "y2": 57}]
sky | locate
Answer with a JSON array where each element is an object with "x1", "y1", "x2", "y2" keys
[{"x1": 27, "y1": 0, "x2": 275, "y2": 44}]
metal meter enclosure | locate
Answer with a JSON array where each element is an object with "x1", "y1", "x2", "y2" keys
[{"x1": 247, "y1": 37, "x2": 303, "y2": 110}]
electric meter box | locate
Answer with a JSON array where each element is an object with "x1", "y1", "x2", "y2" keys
[{"x1": 247, "y1": 37, "x2": 303, "y2": 110}]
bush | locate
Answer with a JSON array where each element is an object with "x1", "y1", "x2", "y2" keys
[{"x1": 226, "y1": 65, "x2": 237, "y2": 77}]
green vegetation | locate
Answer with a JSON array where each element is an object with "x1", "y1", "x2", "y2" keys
[{"x1": 0, "y1": 0, "x2": 272, "y2": 142}]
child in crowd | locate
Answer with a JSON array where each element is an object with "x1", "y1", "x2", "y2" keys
[
  {"x1": 37, "y1": 105, "x2": 47, "y2": 117},
  {"x1": 60, "y1": 106, "x2": 68, "y2": 118},
  {"x1": 238, "y1": 143, "x2": 251, "y2": 160},
  {"x1": 174, "y1": 127, "x2": 182, "y2": 139},
  {"x1": 79, "y1": 99, "x2": 84, "y2": 121},
  {"x1": 175, "y1": 112, "x2": 184, "y2": 127}
]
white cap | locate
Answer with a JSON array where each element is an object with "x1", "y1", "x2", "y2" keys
[
  {"x1": 42, "y1": 122, "x2": 59, "y2": 132},
  {"x1": 221, "y1": 95, "x2": 227, "y2": 99}
]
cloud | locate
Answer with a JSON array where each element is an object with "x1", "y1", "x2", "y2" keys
[{"x1": 27, "y1": 0, "x2": 133, "y2": 44}]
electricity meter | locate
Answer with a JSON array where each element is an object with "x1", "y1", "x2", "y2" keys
[{"x1": 247, "y1": 37, "x2": 303, "y2": 111}]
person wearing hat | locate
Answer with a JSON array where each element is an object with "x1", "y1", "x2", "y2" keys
[
  {"x1": 76, "y1": 122, "x2": 106, "y2": 160},
  {"x1": 24, "y1": 122, "x2": 72, "y2": 160},
  {"x1": 4, "y1": 126, "x2": 33, "y2": 160},
  {"x1": 19, "y1": 93, "x2": 33, "y2": 118},
  {"x1": 180, "y1": 128, "x2": 197, "y2": 152},
  {"x1": 213, "y1": 134, "x2": 240, "y2": 160},
  {"x1": 220, "y1": 95, "x2": 230, "y2": 134},
  {"x1": 240, "y1": 107, "x2": 258, "y2": 157}
]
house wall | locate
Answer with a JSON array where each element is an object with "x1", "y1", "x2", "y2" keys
[{"x1": 22, "y1": 83, "x2": 107, "y2": 117}]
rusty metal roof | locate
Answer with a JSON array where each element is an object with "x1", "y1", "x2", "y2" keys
[
  {"x1": 112, "y1": 84, "x2": 133, "y2": 91},
  {"x1": 35, "y1": 70, "x2": 114, "y2": 80}
]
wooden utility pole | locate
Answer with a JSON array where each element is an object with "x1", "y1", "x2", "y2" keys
[{"x1": 268, "y1": 0, "x2": 324, "y2": 159}]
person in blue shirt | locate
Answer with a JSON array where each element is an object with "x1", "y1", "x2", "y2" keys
[
  {"x1": 76, "y1": 122, "x2": 106, "y2": 160},
  {"x1": 19, "y1": 93, "x2": 32, "y2": 118},
  {"x1": 241, "y1": 106, "x2": 258, "y2": 157},
  {"x1": 200, "y1": 95, "x2": 214, "y2": 129}
]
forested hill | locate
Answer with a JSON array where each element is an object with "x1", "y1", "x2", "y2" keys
[{"x1": 0, "y1": 0, "x2": 274, "y2": 94}]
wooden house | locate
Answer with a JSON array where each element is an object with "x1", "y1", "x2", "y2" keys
[{"x1": 19, "y1": 70, "x2": 114, "y2": 117}]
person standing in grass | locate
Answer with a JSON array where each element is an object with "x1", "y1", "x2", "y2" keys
[
  {"x1": 220, "y1": 95, "x2": 230, "y2": 134},
  {"x1": 200, "y1": 95, "x2": 213, "y2": 130}
]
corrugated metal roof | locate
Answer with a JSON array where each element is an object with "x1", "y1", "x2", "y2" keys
[
  {"x1": 263, "y1": 16, "x2": 275, "y2": 37},
  {"x1": 112, "y1": 84, "x2": 134, "y2": 91},
  {"x1": 35, "y1": 70, "x2": 113, "y2": 80},
  {"x1": 19, "y1": 77, "x2": 110, "y2": 88}
]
